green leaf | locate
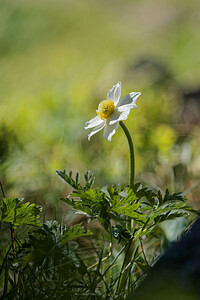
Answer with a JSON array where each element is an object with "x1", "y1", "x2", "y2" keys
[
  {"x1": 19, "y1": 220, "x2": 88, "y2": 276},
  {"x1": 60, "y1": 224, "x2": 93, "y2": 247},
  {"x1": 168, "y1": 192, "x2": 185, "y2": 202},
  {"x1": 66, "y1": 188, "x2": 113, "y2": 230},
  {"x1": 71, "y1": 188, "x2": 107, "y2": 211},
  {"x1": 133, "y1": 182, "x2": 157, "y2": 207},
  {"x1": 151, "y1": 200, "x2": 197, "y2": 224},
  {"x1": 56, "y1": 169, "x2": 95, "y2": 191},
  {"x1": 158, "y1": 189, "x2": 185, "y2": 206},
  {"x1": 0, "y1": 198, "x2": 42, "y2": 227},
  {"x1": 56, "y1": 169, "x2": 82, "y2": 190},
  {"x1": 111, "y1": 188, "x2": 146, "y2": 225},
  {"x1": 112, "y1": 204, "x2": 145, "y2": 224},
  {"x1": 59, "y1": 197, "x2": 73, "y2": 206},
  {"x1": 154, "y1": 211, "x2": 187, "y2": 223},
  {"x1": 84, "y1": 170, "x2": 95, "y2": 190}
]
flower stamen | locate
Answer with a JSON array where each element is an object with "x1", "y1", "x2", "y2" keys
[{"x1": 97, "y1": 99, "x2": 115, "y2": 120}]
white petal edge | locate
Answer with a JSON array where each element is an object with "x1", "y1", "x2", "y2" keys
[
  {"x1": 117, "y1": 103, "x2": 137, "y2": 112},
  {"x1": 109, "y1": 109, "x2": 130, "y2": 125},
  {"x1": 88, "y1": 121, "x2": 106, "y2": 140},
  {"x1": 107, "y1": 82, "x2": 121, "y2": 104},
  {"x1": 103, "y1": 122, "x2": 119, "y2": 142},
  {"x1": 85, "y1": 115, "x2": 103, "y2": 129},
  {"x1": 116, "y1": 92, "x2": 141, "y2": 111}
]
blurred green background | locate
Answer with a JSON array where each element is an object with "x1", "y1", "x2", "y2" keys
[{"x1": 0, "y1": 0, "x2": 200, "y2": 210}]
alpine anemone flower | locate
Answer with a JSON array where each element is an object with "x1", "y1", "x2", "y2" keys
[{"x1": 85, "y1": 82, "x2": 141, "y2": 142}]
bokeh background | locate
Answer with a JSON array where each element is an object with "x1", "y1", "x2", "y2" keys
[{"x1": 0, "y1": 0, "x2": 200, "y2": 213}]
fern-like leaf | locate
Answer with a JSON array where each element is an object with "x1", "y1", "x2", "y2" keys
[
  {"x1": 0, "y1": 198, "x2": 41, "y2": 227},
  {"x1": 60, "y1": 224, "x2": 93, "y2": 246}
]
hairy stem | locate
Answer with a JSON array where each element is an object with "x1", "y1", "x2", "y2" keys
[
  {"x1": 118, "y1": 122, "x2": 136, "y2": 295},
  {"x1": 119, "y1": 121, "x2": 135, "y2": 188}
]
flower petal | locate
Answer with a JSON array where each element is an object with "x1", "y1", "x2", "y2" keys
[
  {"x1": 88, "y1": 121, "x2": 106, "y2": 140},
  {"x1": 109, "y1": 109, "x2": 130, "y2": 125},
  {"x1": 103, "y1": 122, "x2": 119, "y2": 142},
  {"x1": 116, "y1": 92, "x2": 141, "y2": 112},
  {"x1": 107, "y1": 82, "x2": 121, "y2": 104},
  {"x1": 85, "y1": 115, "x2": 103, "y2": 129}
]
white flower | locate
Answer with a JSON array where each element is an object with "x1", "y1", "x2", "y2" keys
[{"x1": 85, "y1": 82, "x2": 141, "y2": 142}]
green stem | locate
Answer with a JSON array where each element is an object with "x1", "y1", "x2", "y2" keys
[
  {"x1": 119, "y1": 121, "x2": 135, "y2": 188},
  {"x1": 118, "y1": 122, "x2": 135, "y2": 295}
]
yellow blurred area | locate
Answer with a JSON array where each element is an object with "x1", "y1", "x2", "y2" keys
[
  {"x1": 153, "y1": 125, "x2": 176, "y2": 154},
  {"x1": 0, "y1": 0, "x2": 200, "y2": 206}
]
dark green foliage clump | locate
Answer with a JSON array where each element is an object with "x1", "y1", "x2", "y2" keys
[
  {"x1": 0, "y1": 196, "x2": 95, "y2": 299},
  {"x1": 0, "y1": 172, "x2": 198, "y2": 299}
]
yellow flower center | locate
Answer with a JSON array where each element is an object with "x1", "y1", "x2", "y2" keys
[{"x1": 97, "y1": 99, "x2": 115, "y2": 120}]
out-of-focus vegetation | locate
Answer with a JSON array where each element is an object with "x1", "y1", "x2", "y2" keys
[{"x1": 0, "y1": 0, "x2": 200, "y2": 211}]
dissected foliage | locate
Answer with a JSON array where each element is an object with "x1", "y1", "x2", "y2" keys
[
  {"x1": 0, "y1": 197, "x2": 42, "y2": 227},
  {"x1": 0, "y1": 218, "x2": 94, "y2": 299},
  {"x1": 0, "y1": 171, "x2": 198, "y2": 299},
  {"x1": 57, "y1": 170, "x2": 197, "y2": 297}
]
